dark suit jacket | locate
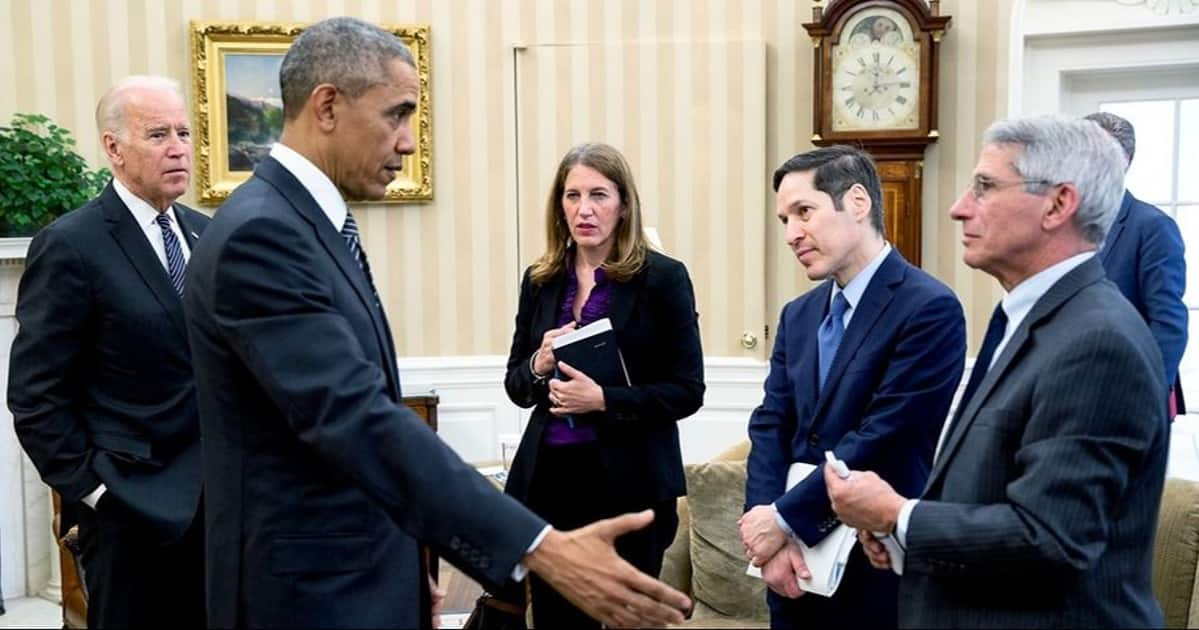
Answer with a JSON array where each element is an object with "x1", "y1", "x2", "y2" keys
[
  {"x1": 1101, "y1": 189, "x2": 1187, "y2": 413},
  {"x1": 745, "y1": 249, "x2": 965, "y2": 624},
  {"x1": 184, "y1": 157, "x2": 546, "y2": 629},
  {"x1": 9, "y1": 182, "x2": 207, "y2": 543},
  {"x1": 905, "y1": 258, "x2": 1168, "y2": 628},
  {"x1": 502, "y1": 250, "x2": 705, "y2": 508}
]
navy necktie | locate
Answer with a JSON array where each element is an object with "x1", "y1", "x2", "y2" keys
[
  {"x1": 154, "y1": 213, "x2": 186, "y2": 296},
  {"x1": 945, "y1": 303, "x2": 1009, "y2": 439},
  {"x1": 341, "y1": 211, "x2": 380, "y2": 303},
  {"x1": 818, "y1": 292, "x2": 851, "y2": 391}
]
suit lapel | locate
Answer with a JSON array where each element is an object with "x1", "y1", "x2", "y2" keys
[
  {"x1": 795, "y1": 286, "x2": 827, "y2": 410},
  {"x1": 811, "y1": 250, "x2": 903, "y2": 421},
  {"x1": 928, "y1": 258, "x2": 1107, "y2": 486},
  {"x1": 174, "y1": 206, "x2": 204, "y2": 250},
  {"x1": 102, "y1": 182, "x2": 188, "y2": 337},
  {"x1": 255, "y1": 157, "x2": 402, "y2": 398},
  {"x1": 1100, "y1": 191, "x2": 1132, "y2": 264},
  {"x1": 607, "y1": 271, "x2": 641, "y2": 333}
]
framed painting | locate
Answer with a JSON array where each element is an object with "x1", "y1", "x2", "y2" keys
[{"x1": 189, "y1": 21, "x2": 432, "y2": 204}]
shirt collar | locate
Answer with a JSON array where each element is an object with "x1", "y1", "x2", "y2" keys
[
  {"x1": 1001, "y1": 251, "x2": 1095, "y2": 327},
  {"x1": 269, "y1": 143, "x2": 348, "y2": 232},
  {"x1": 111, "y1": 176, "x2": 178, "y2": 228},
  {"x1": 831, "y1": 242, "x2": 892, "y2": 312}
]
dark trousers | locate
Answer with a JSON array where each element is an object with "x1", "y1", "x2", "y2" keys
[
  {"x1": 526, "y1": 442, "x2": 678, "y2": 629},
  {"x1": 77, "y1": 493, "x2": 205, "y2": 628},
  {"x1": 767, "y1": 543, "x2": 898, "y2": 629}
]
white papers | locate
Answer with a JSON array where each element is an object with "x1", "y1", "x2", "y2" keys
[{"x1": 745, "y1": 462, "x2": 857, "y2": 598}]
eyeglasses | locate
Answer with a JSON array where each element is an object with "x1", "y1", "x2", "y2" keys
[{"x1": 967, "y1": 176, "x2": 1056, "y2": 201}]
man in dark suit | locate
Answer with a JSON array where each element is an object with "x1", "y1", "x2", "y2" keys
[
  {"x1": 1085, "y1": 111, "x2": 1187, "y2": 417},
  {"x1": 8, "y1": 76, "x2": 207, "y2": 627},
  {"x1": 826, "y1": 115, "x2": 1168, "y2": 628},
  {"x1": 183, "y1": 17, "x2": 690, "y2": 629},
  {"x1": 740, "y1": 145, "x2": 966, "y2": 628}
]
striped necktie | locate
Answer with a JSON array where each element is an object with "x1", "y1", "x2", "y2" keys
[
  {"x1": 341, "y1": 211, "x2": 380, "y2": 303},
  {"x1": 154, "y1": 213, "x2": 186, "y2": 296}
]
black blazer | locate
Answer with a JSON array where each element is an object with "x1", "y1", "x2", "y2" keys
[
  {"x1": 184, "y1": 157, "x2": 546, "y2": 629},
  {"x1": 503, "y1": 250, "x2": 705, "y2": 507},
  {"x1": 8, "y1": 182, "x2": 208, "y2": 542}
]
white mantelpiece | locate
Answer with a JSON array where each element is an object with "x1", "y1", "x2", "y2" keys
[{"x1": 0, "y1": 240, "x2": 55, "y2": 602}]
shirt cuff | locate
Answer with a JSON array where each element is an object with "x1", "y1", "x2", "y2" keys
[
  {"x1": 896, "y1": 498, "x2": 917, "y2": 549},
  {"x1": 771, "y1": 503, "x2": 796, "y2": 538},
  {"x1": 511, "y1": 524, "x2": 553, "y2": 581},
  {"x1": 82, "y1": 484, "x2": 107, "y2": 509}
]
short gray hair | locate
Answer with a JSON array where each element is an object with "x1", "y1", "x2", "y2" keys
[
  {"x1": 280, "y1": 17, "x2": 415, "y2": 121},
  {"x1": 95, "y1": 75, "x2": 184, "y2": 138},
  {"x1": 983, "y1": 115, "x2": 1126, "y2": 245},
  {"x1": 1083, "y1": 111, "x2": 1136, "y2": 166}
]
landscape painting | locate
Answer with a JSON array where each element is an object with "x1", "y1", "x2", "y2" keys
[
  {"x1": 224, "y1": 53, "x2": 284, "y2": 171},
  {"x1": 190, "y1": 21, "x2": 433, "y2": 204}
]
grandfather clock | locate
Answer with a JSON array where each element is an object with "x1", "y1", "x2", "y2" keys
[{"x1": 803, "y1": 0, "x2": 951, "y2": 266}]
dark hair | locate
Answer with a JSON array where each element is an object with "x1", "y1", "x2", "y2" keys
[
  {"x1": 280, "y1": 17, "x2": 416, "y2": 121},
  {"x1": 772, "y1": 145, "x2": 885, "y2": 235},
  {"x1": 1083, "y1": 111, "x2": 1136, "y2": 165}
]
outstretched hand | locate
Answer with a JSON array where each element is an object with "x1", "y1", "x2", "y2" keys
[{"x1": 525, "y1": 510, "x2": 692, "y2": 628}]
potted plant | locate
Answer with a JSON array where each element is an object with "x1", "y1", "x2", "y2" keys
[{"x1": 0, "y1": 113, "x2": 110, "y2": 239}]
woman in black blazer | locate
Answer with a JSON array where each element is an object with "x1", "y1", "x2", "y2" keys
[{"x1": 503, "y1": 142, "x2": 705, "y2": 628}]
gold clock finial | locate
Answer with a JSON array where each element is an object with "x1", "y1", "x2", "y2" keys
[{"x1": 812, "y1": 0, "x2": 823, "y2": 23}]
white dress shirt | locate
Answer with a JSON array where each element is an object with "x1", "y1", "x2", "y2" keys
[{"x1": 112, "y1": 177, "x2": 192, "y2": 269}]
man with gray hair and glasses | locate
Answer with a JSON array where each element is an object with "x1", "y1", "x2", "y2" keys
[
  {"x1": 821, "y1": 115, "x2": 1168, "y2": 627},
  {"x1": 184, "y1": 16, "x2": 690, "y2": 628},
  {"x1": 1084, "y1": 111, "x2": 1187, "y2": 419}
]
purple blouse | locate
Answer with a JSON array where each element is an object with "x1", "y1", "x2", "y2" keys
[{"x1": 544, "y1": 263, "x2": 613, "y2": 446}]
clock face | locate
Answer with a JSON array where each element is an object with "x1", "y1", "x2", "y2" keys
[{"x1": 830, "y1": 7, "x2": 922, "y2": 132}]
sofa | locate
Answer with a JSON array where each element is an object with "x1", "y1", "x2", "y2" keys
[{"x1": 661, "y1": 439, "x2": 1199, "y2": 629}]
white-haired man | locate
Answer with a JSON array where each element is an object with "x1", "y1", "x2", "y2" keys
[
  {"x1": 9, "y1": 75, "x2": 208, "y2": 627},
  {"x1": 824, "y1": 115, "x2": 1168, "y2": 627}
]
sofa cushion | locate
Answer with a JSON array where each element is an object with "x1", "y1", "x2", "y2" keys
[
  {"x1": 684, "y1": 459, "x2": 769, "y2": 621},
  {"x1": 1153, "y1": 477, "x2": 1199, "y2": 628}
]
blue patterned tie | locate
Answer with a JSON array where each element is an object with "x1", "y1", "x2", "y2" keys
[
  {"x1": 341, "y1": 211, "x2": 380, "y2": 304},
  {"x1": 818, "y1": 292, "x2": 850, "y2": 391},
  {"x1": 154, "y1": 213, "x2": 186, "y2": 296}
]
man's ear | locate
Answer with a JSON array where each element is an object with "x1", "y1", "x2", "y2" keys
[
  {"x1": 847, "y1": 183, "x2": 872, "y2": 223},
  {"x1": 311, "y1": 84, "x2": 339, "y2": 132},
  {"x1": 1042, "y1": 182, "x2": 1080, "y2": 232},
  {"x1": 101, "y1": 131, "x2": 123, "y2": 167}
]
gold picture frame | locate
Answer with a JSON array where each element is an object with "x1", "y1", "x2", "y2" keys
[{"x1": 189, "y1": 21, "x2": 432, "y2": 204}]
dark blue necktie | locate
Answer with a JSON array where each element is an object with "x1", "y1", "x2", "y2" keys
[
  {"x1": 154, "y1": 213, "x2": 186, "y2": 296},
  {"x1": 818, "y1": 292, "x2": 850, "y2": 391},
  {"x1": 341, "y1": 211, "x2": 380, "y2": 304},
  {"x1": 945, "y1": 303, "x2": 1009, "y2": 439}
]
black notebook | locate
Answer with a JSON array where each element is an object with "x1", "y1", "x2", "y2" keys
[{"x1": 551, "y1": 318, "x2": 631, "y2": 386}]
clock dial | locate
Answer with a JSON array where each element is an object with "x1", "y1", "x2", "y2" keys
[{"x1": 830, "y1": 8, "x2": 922, "y2": 132}]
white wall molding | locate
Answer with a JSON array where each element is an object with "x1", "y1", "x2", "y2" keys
[{"x1": 397, "y1": 355, "x2": 771, "y2": 465}]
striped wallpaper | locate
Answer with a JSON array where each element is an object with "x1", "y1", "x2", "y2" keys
[{"x1": 0, "y1": 0, "x2": 1012, "y2": 357}]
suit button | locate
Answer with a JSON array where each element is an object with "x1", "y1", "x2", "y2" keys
[
  {"x1": 808, "y1": 433, "x2": 819, "y2": 446},
  {"x1": 450, "y1": 537, "x2": 461, "y2": 551}
]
